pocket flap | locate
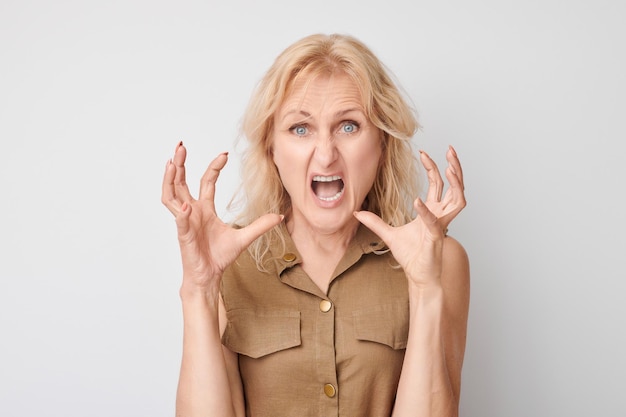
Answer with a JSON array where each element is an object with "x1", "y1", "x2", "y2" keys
[
  {"x1": 222, "y1": 309, "x2": 301, "y2": 359},
  {"x1": 354, "y1": 302, "x2": 409, "y2": 350}
]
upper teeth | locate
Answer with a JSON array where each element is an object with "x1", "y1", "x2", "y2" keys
[{"x1": 313, "y1": 175, "x2": 342, "y2": 182}]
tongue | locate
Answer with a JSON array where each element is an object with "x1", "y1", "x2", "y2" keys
[{"x1": 313, "y1": 180, "x2": 342, "y2": 198}]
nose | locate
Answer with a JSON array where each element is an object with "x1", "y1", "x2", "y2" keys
[{"x1": 314, "y1": 135, "x2": 338, "y2": 167}]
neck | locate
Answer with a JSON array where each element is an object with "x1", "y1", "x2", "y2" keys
[{"x1": 287, "y1": 216, "x2": 360, "y2": 254}]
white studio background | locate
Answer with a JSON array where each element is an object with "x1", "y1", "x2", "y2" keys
[{"x1": 1, "y1": 0, "x2": 624, "y2": 416}]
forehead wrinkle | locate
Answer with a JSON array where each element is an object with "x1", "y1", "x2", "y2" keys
[
  {"x1": 279, "y1": 73, "x2": 365, "y2": 122},
  {"x1": 279, "y1": 81, "x2": 314, "y2": 122},
  {"x1": 334, "y1": 108, "x2": 364, "y2": 118}
]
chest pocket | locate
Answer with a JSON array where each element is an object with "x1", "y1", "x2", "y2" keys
[
  {"x1": 353, "y1": 302, "x2": 409, "y2": 350},
  {"x1": 222, "y1": 309, "x2": 301, "y2": 359}
]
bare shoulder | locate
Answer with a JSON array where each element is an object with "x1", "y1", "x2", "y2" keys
[
  {"x1": 442, "y1": 235, "x2": 469, "y2": 263},
  {"x1": 441, "y1": 236, "x2": 470, "y2": 309},
  {"x1": 442, "y1": 236, "x2": 470, "y2": 281}
]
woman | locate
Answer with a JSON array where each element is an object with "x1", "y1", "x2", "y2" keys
[{"x1": 161, "y1": 33, "x2": 469, "y2": 417}]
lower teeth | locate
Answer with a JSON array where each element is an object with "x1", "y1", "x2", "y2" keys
[{"x1": 318, "y1": 191, "x2": 343, "y2": 202}]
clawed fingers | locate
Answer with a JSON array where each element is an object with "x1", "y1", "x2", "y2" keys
[
  {"x1": 420, "y1": 146, "x2": 467, "y2": 232},
  {"x1": 198, "y1": 152, "x2": 229, "y2": 211},
  {"x1": 175, "y1": 201, "x2": 193, "y2": 242},
  {"x1": 440, "y1": 146, "x2": 466, "y2": 215},
  {"x1": 446, "y1": 145, "x2": 464, "y2": 190},
  {"x1": 173, "y1": 142, "x2": 193, "y2": 202},
  {"x1": 353, "y1": 210, "x2": 394, "y2": 244},
  {"x1": 235, "y1": 213, "x2": 285, "y2": 250},
  {"x1": 420, "y1": 150, "x2": 444, "y2": 203},
  {"x1": 161, "y1": 142, "x2": 194, "y2": 216},
  {"x1": 161, "y1": 158, "x2": 182, "y2": 215},
  {"x1": 413, "y1": 197, "x2": 445, "y2": 237}
]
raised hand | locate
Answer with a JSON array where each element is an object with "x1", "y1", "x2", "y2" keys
[
  {"x1": 161, "y1": 142, "x2": 283, "y2": 292},
  {"x1": 354, "y1": 146, "x2": 466, "y2": 288}
]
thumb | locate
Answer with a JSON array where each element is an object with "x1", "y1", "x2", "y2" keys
[
  {"x1": 236, "y1": 213, "x2": 284, "y2": 249},
  {"x1": 353, "y1": 210, "x2": 392, "y2": 243}
]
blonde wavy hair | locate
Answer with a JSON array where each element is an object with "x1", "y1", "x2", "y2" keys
[{"x1": 230, "y1": 33, "x2": 421, "y2": 269}]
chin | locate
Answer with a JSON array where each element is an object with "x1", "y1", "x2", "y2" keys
[{"x1": 308, "y1": 210, "x2": 357, "y2": 233}]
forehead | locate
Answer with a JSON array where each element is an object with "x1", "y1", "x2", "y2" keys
[{"x1": 279, "y1": 72, "x2": 365, "y2": 114}]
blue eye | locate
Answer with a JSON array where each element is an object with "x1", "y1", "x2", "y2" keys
[
  {"x1": 341, "y1": 122, "x2": 358, "y2": 134},
  {"x1": 292, "y1": 125, "x2": 308, "y2": 136}
]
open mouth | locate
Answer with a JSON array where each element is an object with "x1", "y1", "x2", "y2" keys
[{"x1": 312, "y1": 175, "x2": 345, "y2": 202}]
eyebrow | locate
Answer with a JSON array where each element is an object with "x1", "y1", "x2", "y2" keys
[{"x1": 281, "y1": 110, "x2": 311, "y2": 122}]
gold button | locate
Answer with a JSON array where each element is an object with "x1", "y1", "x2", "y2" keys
[
  {"x1": 282, "y1": 252, "x2": 296, "y2": 262},
  {"x1": 323, "y1": 383, "x2": 336, "y2": 398},
  {"x1": 319, "y1": 300, "x2": 332, "y2": 313}
]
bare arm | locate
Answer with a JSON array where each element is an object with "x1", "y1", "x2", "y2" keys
[
  {"x1": 355, "y1": 146, "x2": 468, "y2": 417},
  {"x1": 176, "y1": 286, "x2": 236, "y2": 416},
  {"x1": 392, "y1": 237, "x2": 469, "y2": 416},
  {"x1": 161, "y1": 143, "x2": 281, "y2": 416}
]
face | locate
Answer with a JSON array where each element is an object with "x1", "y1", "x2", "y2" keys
[{"x1": 272, "y1": 72, "x2": 382, "y2": 235}]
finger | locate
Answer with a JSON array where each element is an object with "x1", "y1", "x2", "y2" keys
[
  {"x1": 444, "y1": 164, "x2": 466, "y2": 205},
  {"x1": 438, "y1": 168, "x2": 466, "y2": 230},
  {"x1": 173, "y1": 142, "x2": 193, "y2": 202},
  {"x1": 414, "y1": 198, "x2": 444, "y2": 237},
  {"x1": 161, "y1": 159, "x2": 181, "y2": 215},
  {"x1": 353, "y1": 210, "x2": 393, "y2": 244},
  {"x1": 420, "y1": 150, "x2": 444, "y2": 202},
  {"x1": 438, "y1": 146, "x2": 466, "y2": 211},
  {"x1": 235, "y1": 213, "x2": 284, "y2": 249},
  {"x1": 440, "y1": 147, "x2": 467, "y2": 213},
  {"x1": 447, "y1": 145, "x2": 464, "y2": 190},
  {"x1": 199, "y1": 152, "x2": 229, "y2": 210},
  {"x1": 175, "y1": 202, "x2": 193, "y2": 244}
]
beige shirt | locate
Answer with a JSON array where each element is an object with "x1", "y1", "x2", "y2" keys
[{"x1": 221, "y1": 225, "x2": 409, "y2": 417}]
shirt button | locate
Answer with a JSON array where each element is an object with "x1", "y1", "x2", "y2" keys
[
  {"x1": 282, "y1": 252, "x2": 296, "y2": 262},
  {"x1": 323, "y1": 383, "x2": 337, "y2": 398},
  {"x1": 319, "y1": 299, "x2": 332, "y2": 313}
]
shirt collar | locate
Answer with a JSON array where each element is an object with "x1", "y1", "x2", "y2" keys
[{"x1": 269, "y1": 222, "x2": 387, "y2": 277}]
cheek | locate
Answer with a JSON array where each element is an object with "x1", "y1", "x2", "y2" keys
[
  {"x1": 271, "y1": 140, "x2": 288, "y2": 174},
  {"x1": 272, "y1": 144, "x2": 304, "y2": 192},
  {"x1": 364, "y1": 147, "x2": 384, "y2": 189},
  {"x1": 347, "y1": 148, "x2": 381, "y2": 195},
  {"x1": 362, "y1": 140, "x2": 383, "y2": 172},
  {"x1": 273, "y1": 139, "x2": 311, "y2": 170}
]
